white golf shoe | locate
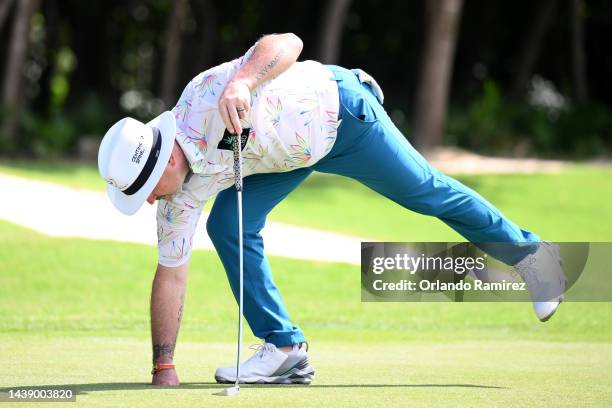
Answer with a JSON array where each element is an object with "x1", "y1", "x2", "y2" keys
[
  {"x1": 514, "y1": 242, "x2": 567, "y2": 322},
  {"x1": 215, "y1": 342, "x2": 314, "y2": 384}
]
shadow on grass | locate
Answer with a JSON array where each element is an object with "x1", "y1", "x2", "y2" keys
[{"x1": 1, "y1": 382, "x2": 507, "y2": 395}]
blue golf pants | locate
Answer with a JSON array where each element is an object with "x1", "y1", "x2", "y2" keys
[{"x1": 206, "y1": 65, "x2": 540, "y2": 346}]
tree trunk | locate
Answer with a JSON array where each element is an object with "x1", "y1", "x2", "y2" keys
[
  {"x1": 0, "y1": 0, "x2": 15, "y2": 33},
  {"x1": 316, "y1": 0, "x2": 352, "y2": 64},
  {"x1": 160, "y1": 0, "x2": 188, "y2": 107},
  {"x1": 512, "y1": 0, "x2": 557, "y2": 96},
  {"x1": 1, "y1": 0, "x2": 40, "y2": 148},
  {"x1": 31, "y1": 0, "x2": 56, "y2": 114},
  {"x1": 191, "y1": 0, "x2": 217, "y2": 74},
  {"x1": 413, "y1": 0, "x2": 464, "y2": 150},
  {"x1": 570, "y1": 0, "x2": 588, "y2": 102}
]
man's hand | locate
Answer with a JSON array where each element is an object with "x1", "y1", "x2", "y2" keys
[
  {"x1": 219, "y1": 33, "x2": 303, "y2": 134},
  {"x1": 218, "y1": 79, "x2": 251, "y2": 135},
  {"x1": 152, "y1": 368, "x2": 180, "y2": 386}
]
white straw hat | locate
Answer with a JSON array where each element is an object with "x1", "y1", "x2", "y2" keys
[{"x1": 98, "y1": 111, "x2": 176, "y2": 215}]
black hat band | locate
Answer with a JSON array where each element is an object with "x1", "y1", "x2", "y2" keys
[{"x1": 122, "y1": 127, "x2": 162, "y2": 196}]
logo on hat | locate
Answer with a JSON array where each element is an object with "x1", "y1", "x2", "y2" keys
[{"x1": 131, "y1": 136, "x2": 146, "y2": 164}]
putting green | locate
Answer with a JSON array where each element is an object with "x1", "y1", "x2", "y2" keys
[{"x1": 1, "y1": 336, "x2": 610, "y2": 407}]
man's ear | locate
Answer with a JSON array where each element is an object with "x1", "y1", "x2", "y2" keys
[{"x1": 167, "y1": 142, "x2": 178, "y2": 166}]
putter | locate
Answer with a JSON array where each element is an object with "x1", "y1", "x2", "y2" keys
[{"x1": 217, "y1": 129, "x2": 246, "y2": 397}]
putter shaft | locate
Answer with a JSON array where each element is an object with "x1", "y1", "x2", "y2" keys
[{"x1": 233, "y1": 132, "x2": 244, "y2": 390}]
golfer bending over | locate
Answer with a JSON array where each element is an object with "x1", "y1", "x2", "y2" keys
[{"x1": 98, "y1": 33, "x2": 565, "y2": 386}]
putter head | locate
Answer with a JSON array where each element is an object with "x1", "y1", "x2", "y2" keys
[{"x1": 215, "y1": 385, "x2": 240, "y2": 396}]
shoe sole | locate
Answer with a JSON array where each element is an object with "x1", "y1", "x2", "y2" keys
[
  {"x1": 539, "y1": 308, "x2": 556, "y2": 322},
  {"x1": 533, "y1": 245, "x2": 566, "y2": 323},
  {"x1": 215, "y1": 367, "x2": 315, "y2": 385},
  {"x1": 538, "y1": 298, "x2": 563, "y2": 322}
]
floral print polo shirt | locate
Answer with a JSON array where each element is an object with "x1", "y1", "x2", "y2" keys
[{"x1": 156, "y1": 46, "x2": 340, "y2": 267}]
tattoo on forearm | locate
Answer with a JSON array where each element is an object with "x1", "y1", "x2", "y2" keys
[
  {"x1": 153, "y1": 343, "x2": 175, "y2": 364},
  {"x1": 255, "y1": 50, "x2": 285, "y2": 82},
  {"x1": 248, "y1": 43, "x2": 259, "y2": 62}
]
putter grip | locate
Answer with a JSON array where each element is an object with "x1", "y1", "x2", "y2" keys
[{"x1": 232, "y1": 133, "x2": 243, "y2": 192}]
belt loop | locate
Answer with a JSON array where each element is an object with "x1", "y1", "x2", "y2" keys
[{"x1": 326, "y1": 65, "x2": 344, "y2": 82}]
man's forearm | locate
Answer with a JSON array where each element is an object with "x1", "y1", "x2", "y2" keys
[
  {"x1": 218, "y1": 33, "x2": 302, "y2": 135},
  {"x1": 232, "y1": 33, "x2": 303, "y2": 91},
  {"x1": 150, "y1": 263, "x2": 188, "y2": 365}
]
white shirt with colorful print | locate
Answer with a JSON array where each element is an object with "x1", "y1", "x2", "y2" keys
[{"x1": 156, "y1": 47, "x2": 340, "y2": 267}]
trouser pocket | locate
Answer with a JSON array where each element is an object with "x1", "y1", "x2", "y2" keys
[{"x1": 351, "y1": 68, "x2": 384, "y2": 104}]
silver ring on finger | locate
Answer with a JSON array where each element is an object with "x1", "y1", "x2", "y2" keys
[{"x1": 236, "y1": 107, "x2": 245, "y2": 112}]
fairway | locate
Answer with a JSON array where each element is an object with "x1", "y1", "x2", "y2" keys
[
  {"x1": 1, "y1": 219, "x2": 611, "y2": 406},
  {"x1": 2, "y1": 161, "x2": 612, "y2": 241}
]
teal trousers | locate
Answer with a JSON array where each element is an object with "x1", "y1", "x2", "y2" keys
[{"x1": 206, "y1": 65, "x2": 540, "y2": 346}]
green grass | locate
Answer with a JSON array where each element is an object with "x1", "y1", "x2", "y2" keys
[
  {"x1": 1, "y1": 220, "x2": 610, "y2": 342},
  {"x1": 2, "y1": 160, "x2": 612, "y2": 241},
  {"x1": 1, "y1": 161, "x2": 611, "y2": 406},
  {"x1": 0, "y1": 160, "x2": 107, "y2": 191},
  {"x1": 0, "y1": 221, "x2": 611, "y2": 406},
  {"x1": 1, "y1": 337, "x2": 609, "y2": 407},
  {"x1": 270, "y1": 166, "x2": 612, "y2": 241}
]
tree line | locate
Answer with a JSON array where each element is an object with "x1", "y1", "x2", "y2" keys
[{"x1": 1, "y1": 0, "x2": 610, "y2": 158}]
